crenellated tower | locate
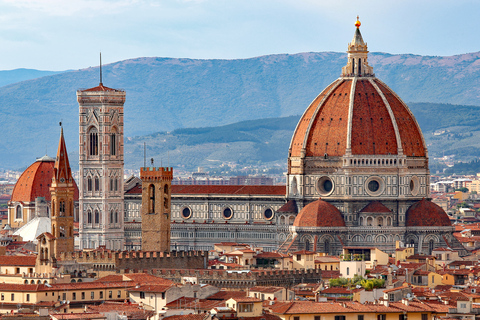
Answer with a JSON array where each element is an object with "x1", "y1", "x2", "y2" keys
[
  {"x1": 140, "y1": 166, "x2": 173, "y2": 252},
  {"x1": 50, "y1": 126, "x2": 75, "y2": 258},
  {"x1": 77, "y1": 79, "x2": 126, "y2": 250}
]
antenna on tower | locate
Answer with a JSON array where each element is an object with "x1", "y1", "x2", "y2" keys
[
  {"x1": 99, "y1": 52, "x2": 103, "y2": 85},
  {"x1": 144, "y1": 142, "x2": 146, "y2": 168}
]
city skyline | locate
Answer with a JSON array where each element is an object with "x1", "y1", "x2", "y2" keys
[{"x1": 0, "y1": 0, "x2": 477, "y2": 71}]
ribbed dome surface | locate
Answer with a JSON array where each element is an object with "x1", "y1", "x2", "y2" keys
[
  {"x1": 293, "y1": 199, "x2": 345, "y2": 227},
  {"x1": 289, "y1": 78, "x2": 426, "y2": 158},
  {"x1": 11, "y1": 157, "x2": 79, "y2": 202},
  {"x1": 405, "y1": 199, "x2": 451, "y2": 227}
]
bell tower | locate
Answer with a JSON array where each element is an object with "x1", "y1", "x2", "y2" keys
[
  {"x1": 77, "y1": 67, "x2": 126, "y2": 250},
  {"x1": 50, "y1": 125, "x2": 75, "y2": 257},
  {"x1": 140, "y1": 165, "x2": 173, "y2": 252}
]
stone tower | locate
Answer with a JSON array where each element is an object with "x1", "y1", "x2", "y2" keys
[
  {"x1": 77, "y1": 81, "x2": 126, "y2": 250},
  {"x1": 140, "y1": 166, "x2": 173, "y2": 252},
  {"x1": 50, "y1": 126, "x2": 75, "y2": 258}
]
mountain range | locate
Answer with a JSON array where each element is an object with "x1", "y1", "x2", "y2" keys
[{"x1": 2, "y1": 51, "x2": 480, "y2": 170}]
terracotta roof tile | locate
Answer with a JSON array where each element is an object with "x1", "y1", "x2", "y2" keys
[
  {"x1": 360, "y1": 201, "x2": 392, "y2": 213},
  {"x1": 293, "y1": 199, "x2": 345, "y2": 227},
  {"x1": 406, "y1": 199, "x2": 451, "y2": 227}
]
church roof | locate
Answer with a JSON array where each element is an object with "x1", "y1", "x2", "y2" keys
[
  {"x1": 288, "y1": 18, "x2": 426, "y2": 162},
  {"x1": 293, "y1": 199, "x2": 345, "y2": 228},
  {"x1": 405, "y1": 199, "x2": 452, "y2": 227},
  {"x1": 127, "y1": 184, "x2": 285, "y2": 196},
  {"x1": 52, "y1": 127, "x2": 74, "y2": 185},
  {"x1": 13, "y1": 216, "x2": 51, "y2": 242},
  {"x1": 277, "y1": 200, "x2": 298, "y2": 213},
  {"x1": 360, "y1": 201, "x2": 392, "y2": 213}
]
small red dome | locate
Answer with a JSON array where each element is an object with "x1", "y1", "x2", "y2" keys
[
  {"x1": 11, "y1": 156, "x2": 79, "y2": 202},
  {"x1": 405, "y1": 199, "x2": 451, "y2": 227},
  {"x1": 293, "y1": 199, "x2": 345, "y2": 227}
]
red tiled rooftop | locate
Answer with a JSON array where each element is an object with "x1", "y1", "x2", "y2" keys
[
  {"x1": 293, "y1": 199, "x2": 345, "y2": 228},
  {"x1": 0, "y1": 255, "x2": 37, "y2": 267},
  {"x1": 289, "y1": 78, "x2": 426, "y2": 159},
  {"x1": 406, "y1": 199, "x2": 451, "y2": 227},
  {"x1": 360, "y1": 201, "x2": 392, "y2": 213},
  {"x1": 11, "y1": 159, "x2": 79, "y2": 202},
  {"x1": 127, "y1": 184, "x2": 285, "y2": 196}
]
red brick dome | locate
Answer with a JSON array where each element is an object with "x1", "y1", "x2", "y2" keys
[
  {"x1": 405, "y1": 199, "x2": 451, "y2": 227},
  {"x1": 289, "y1": 77, "x2": 426, "y2": 159},
  {"x1": 11, "y1": 156, "x2": 79, "y2": 202},
  {"x1": 293, "y1": 199, "x2": 345, "y2": 227}
]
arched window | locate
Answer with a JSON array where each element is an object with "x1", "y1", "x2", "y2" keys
[
  {"x1": 87, "y1": 177, "x2": 92, "y2": 192},
  {"x1": 148, "y1": 184, "x2": 155, "y2": 213},
  {"x1": 16, "y1": 205, "x2": 22, "y2": 219},
  {"x1": 324, "y1": 240, "x2": 330, "y2": 255},
  {"x1": 94, "y1": 177, "x2": 99, "y2": 192},
  {"x1": 110, "y1": 133, "x2": 116, "y2": 156},
  {"x1": 358, "y1": 58, "x2": 361, "y2": 74},
  {"x1": 89, "y1": 127, "x2": 99, "y2": 156},
  {"x1": 280, "y1": 216, "x2": 286, "y2": 225},
  {"x1": 429, "y1": 240, "x2": 435, "y2": 254},
  {"x1": 377, "y1": 217, "x2": 383, "y2": 227},
  {"x1": 115, "y1": 211, "x2": 118, "y2": 224},
  {"x1": 305, "y1": 240, "x2": 310, "y2": 251},
  {"x1": 288, "y1": 216, "x2": 295, "y2": 225},
  {"x1": 110, "y1": 210, "x2": 114, "y2": 224},
  {"x1": 59, "y1": 201, "x2": 65, "y2": 216},
  {"x1": 87, "y1": 210, "x2": 92, "y2": 224},
  {"x1": 94, "y1": 210, "x2": 99, "y2": 224},
  {"x1": 164, "y1": 184, "x2": 169, "y2": 195},
  {"x1": 114, "y1": 178, "x2": 118, "y2": 191}
]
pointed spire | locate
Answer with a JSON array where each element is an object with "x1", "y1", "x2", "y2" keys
[
  {"x1": 53, "y1": 124, "x2": 73, "y2": 184},
  {"x1": 341, "y1": 16, "x2": 374, "y2": 77},
  {"x1": 99, "y1": 52, "x2": 103, "y2": 86}
]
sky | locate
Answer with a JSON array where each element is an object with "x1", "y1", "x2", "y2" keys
[{"x1": 0, "y1": 0, "x2": 477, "y2": 71}]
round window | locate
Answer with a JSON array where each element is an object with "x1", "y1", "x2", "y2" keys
[
  {"x1": 364, "y1": 176, "x2": 385, "y2": 196},
  {"x1": 410, "y1": 176, "x2": 420, "y2": 196},
  {"x1": 368, "y1": 180, "x2": 380, "y2": 192},
  {"x1": 223, "y1": 207, "x2": 233, "y2": 219},
  {"x1": 317, "y1": 176, "x2": 335, "y2": 196},
  {"x1": 181, "y1": 207, "x2": 192, "y2": 219},
  {"x1": 264, "y1": 208, "x2": 274, "y2": 220}
]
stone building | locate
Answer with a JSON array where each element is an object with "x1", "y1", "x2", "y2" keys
[
  {"x1": 284, "y1": 18, "x2": 466, "y2": 255},
  {"x1": 140, "y1": 166, "x2": 173, "y2": 252},
  {"x1": 78, "y1": 81, "x2": 126, "y2": 250},
  {"x1": 122, "y1": 18, "x2": 465, "y2": 256}
]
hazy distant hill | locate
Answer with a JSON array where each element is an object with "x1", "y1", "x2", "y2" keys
[
  {"x1": 0, "y1": 68, "x2": 63, "y2": 87},
  {"x1": 2, "y1": 51, "x2": 480, "y2": 170}
]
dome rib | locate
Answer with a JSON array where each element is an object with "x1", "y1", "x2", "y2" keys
[
  {"x1": 369, "y1": 78, "x2": 403, "y2": 155},
  {"x1": 345, "y1": 77, "x2": 357, "y2": 154},
  {"x1": 374, "y1": 79, "x2": 427, "y2": 157}
]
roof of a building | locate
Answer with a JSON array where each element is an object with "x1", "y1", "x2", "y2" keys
[
  {"x1": 277, "y1": 200, "x2": 298, "y2": 214},
  {"x1": 80, "y1": 83, "x2": 123, "y2": 92},
  {"x1": 405, "y1": 199, "x2": 452, "y2": 227},
  {"x1": 0, "y1": 255, "x2": 37, "y2": 267},
  {"x1": 11, "y1": 156, "x2": 79, "y2": 203},
  {"x1": 288, "y1": 29, "x2": 426, "y2": 160},
  {"x1": 293, "y1": 199, "x2": 345, "y2": 228},
  {"x1": 127, "y1": 184, "x2": 285, "y2": 196},
  {"x1": 13, "y1": 217, "x2": 51, "y2": 242},
  {"x1": 360, "y1": 201, "x2": 392, "y2": 213}
]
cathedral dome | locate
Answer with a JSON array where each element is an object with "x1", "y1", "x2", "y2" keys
[
  {"x1": 293, "y1": 199, "x2": 345, "y2": 227},
  {"x1": 11, "y1": 156, "x2": 79, "y2": 203},
  {"x1": 405, "y1": 199, "x2": 451, "y2": 227},
  {"x1": 288, "y1": 22, "x2": 426, "y2": 161}
]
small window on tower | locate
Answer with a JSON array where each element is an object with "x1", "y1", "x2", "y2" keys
[
  {"x1": 110, "y1": 133, "x2": 116, "y2": 156},
  {"x1": 88, "y1": 127, "x2": 99, "y2": 156},
  {"x1": 94, "y1": 177, "x2": 99, "y2": 192}
]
